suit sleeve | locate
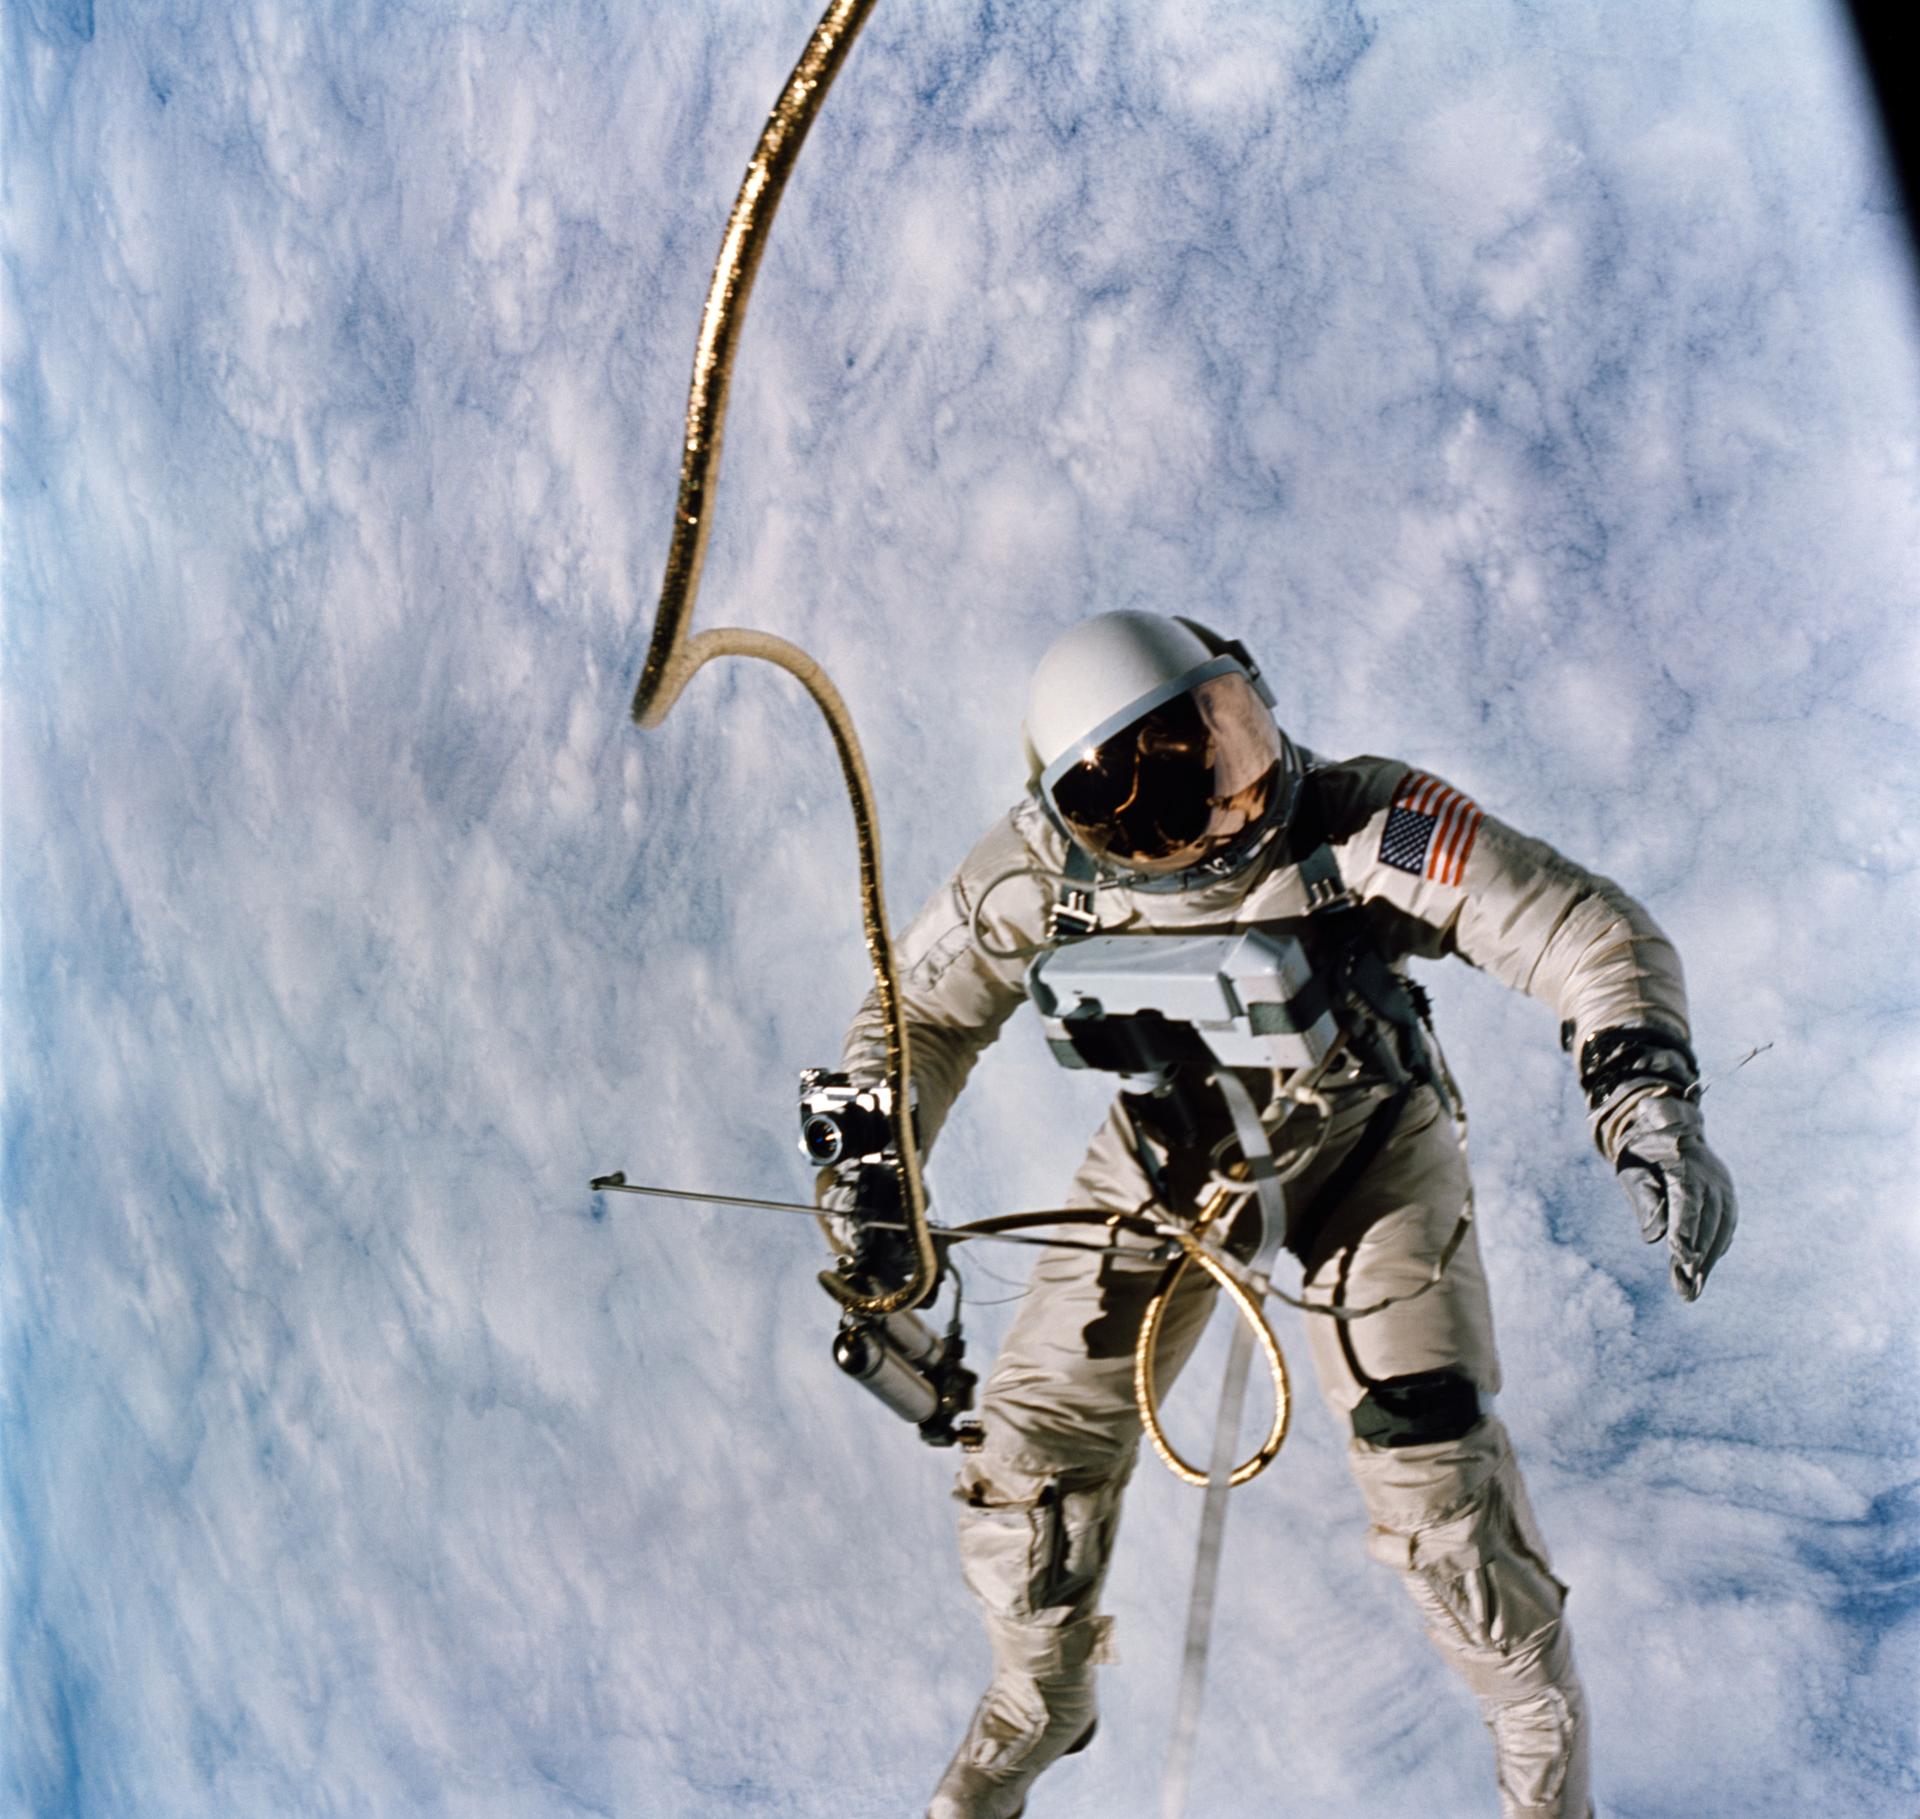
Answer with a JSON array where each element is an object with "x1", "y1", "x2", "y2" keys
[
  {"x1": 837, "y1": 803, "x2": 1056, "y2": 1157},
  {"x1": 1326, "y1": 759, "x2": 1692, "y2": 1149}
]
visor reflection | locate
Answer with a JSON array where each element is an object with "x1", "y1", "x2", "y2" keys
[{"x1": 1051, "y1": 673, "x2": 1282, "y2": 874}]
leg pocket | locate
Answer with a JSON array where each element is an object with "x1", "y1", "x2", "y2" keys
[
  {"x1": 956, "y1": 1473, "x2": 1125, "y2": 1621},
  {"x1": 1487, "y1": 1685, "x2": 1581, "y2": 1814},
  {"x1": 1370, "y1": 1466, "x2": 1569, "y2": 1668},
  {"x1": 1411, "y1": 1545, "x2": 1567, "y2": 1663},
  {"x1": 957, "y1": 1480, "x2": 1063, "y2": 1622},
  {"x1": 1050, "y1": 1482, "x2": 1121, "y2": 1610}
]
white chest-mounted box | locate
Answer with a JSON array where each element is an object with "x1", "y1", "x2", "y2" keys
[{"x1": 1026, "y1": 929, "x2": 1340, "y2": 1077}]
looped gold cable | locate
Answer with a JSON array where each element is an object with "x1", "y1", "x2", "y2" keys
[
  {"x1": 628, "y1": 0, "x2": 937, "y2": 1318},
  {"x1": 1134, "y1": 1175, "x2": 1292, "y2": 1488}
]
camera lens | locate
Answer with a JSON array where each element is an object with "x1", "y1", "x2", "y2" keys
[{"x1": 802, "y1": 1114, "x2": 846, "y2": 1165}]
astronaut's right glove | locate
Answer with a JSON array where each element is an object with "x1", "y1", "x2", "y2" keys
[
  {"x1": 814, "y1": 1161, "x2": 868, "y2": 1254},
  {"x1": 814, "y1": 1161, "x2": 917, "y2": 1294},
  {"x1": 1582, "y1": 1027, "x2": 1738, "y2": 1302}
]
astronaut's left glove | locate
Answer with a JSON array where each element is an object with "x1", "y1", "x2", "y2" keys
[
  {"x1": 1582, "y1": 1027, "x2": 1738, "y2": 1302},
  {"x1": 1607, "y1": 1092, "x2": 1738, "y2": 1301}
]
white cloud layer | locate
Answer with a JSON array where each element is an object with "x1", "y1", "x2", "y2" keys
[{"x1": 4, "y1": 2, "x2": 1916, "y2": 1815}]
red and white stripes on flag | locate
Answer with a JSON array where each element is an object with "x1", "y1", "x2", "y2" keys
[{"x1": 1379, "y1": 770, "x2": 1484, "y2": 886}]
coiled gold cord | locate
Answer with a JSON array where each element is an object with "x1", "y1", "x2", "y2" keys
[
  {"x1": 1133, "y1": 1171, "x2": 1292, "y2": 1487},
  {"x1": 628, "y1": 0, "x2": 937, "y2": 1319}
]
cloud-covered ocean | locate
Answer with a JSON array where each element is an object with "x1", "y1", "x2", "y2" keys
[{"x1": 4, "y1": 3, "x2": 1915, "y2": 1815}]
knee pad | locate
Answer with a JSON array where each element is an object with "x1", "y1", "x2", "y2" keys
[
  {"x1": 1350, "y1": 1368, "x2": 1482, "y2": 1448},
  {"x1": 1366, "y1": 1452, "x2": 1586, "y2": 1813},
  {"x1": 931, "y1": 1672, "x2": 1100, "y2": 1816},
  {"x1": 954, "y1": 1645, "x2": 1098, "y2": 1774}
]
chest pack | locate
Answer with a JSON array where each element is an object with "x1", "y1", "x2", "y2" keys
[{"x1": 1028, "y1": 825, "x2": 1440, "y2": 1114}]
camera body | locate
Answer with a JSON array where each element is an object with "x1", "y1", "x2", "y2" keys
[
  {"x1": 797, "y1": 1068, "x2": 897, "y2": 1168},
  {"x1": 797, "y1": 1067, "x2": 916, "y2": 1289}
]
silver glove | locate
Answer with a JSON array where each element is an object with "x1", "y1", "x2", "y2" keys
[
  {"x1": 1608, "y1": 1092, "x2": 1738, "y2": 1301},
  {"x1": 814, "y1": 1164, "x2": 867, "y2": 1256},
  {"x1": 813, "y1": 1161, "x2": 916, "y2": 1287}
]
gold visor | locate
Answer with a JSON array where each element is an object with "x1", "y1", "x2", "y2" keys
[{"x1": 1047, "y1": 671, "x2": 1284, "y2": 875}]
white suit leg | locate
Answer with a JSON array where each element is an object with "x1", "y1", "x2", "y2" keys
[
  {"x1": 936, "y1": 1086, "x2": 1590, "y2": 1819},
  {"x1": 931, "y1": 1101, "x2": 1215, "y2": 1819},
  {"x1": 1298, "y1": 1088, "x2": 1593, "y2": 1819}
]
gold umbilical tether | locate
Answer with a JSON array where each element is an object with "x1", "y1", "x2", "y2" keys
[
  {"x1": 629, "y1": 0, "x2": 936, "y2": 1319},
  {"x1": 630, "y1": 4, "x2": 1298, "y2": 1457}
]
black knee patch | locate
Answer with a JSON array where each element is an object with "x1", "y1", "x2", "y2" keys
[{"x1": 1351, "y1": 1369, "x2": 1482, "y2": 1448}]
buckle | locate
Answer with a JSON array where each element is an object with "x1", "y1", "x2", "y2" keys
[
  {"x1": 1047, "y1": 889, "x2": 1098, "y2": 941},
  {"x1": 1303, "y1": 872, "x2": 1353, "y2": 915}
]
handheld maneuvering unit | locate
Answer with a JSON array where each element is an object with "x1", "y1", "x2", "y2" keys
[{"x1": 799, "y1": 1069, "x2": 980, "y2": 1448}]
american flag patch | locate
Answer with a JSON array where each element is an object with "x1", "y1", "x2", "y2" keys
[{"x1": 1379, "y1": 771, "x2": 1483, "y2": 885}]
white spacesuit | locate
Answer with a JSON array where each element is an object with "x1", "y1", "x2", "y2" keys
[{"x1": 824, "y1": 612, "x2": 1737, "y2": 1819}]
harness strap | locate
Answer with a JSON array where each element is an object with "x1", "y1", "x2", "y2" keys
[
  {"x1": 1274, "y1": 790, "x2": 1473, "y2": 1365},
  {"x1": 1296, "y1": 843, "x2": 1430, "y2": 1088}
]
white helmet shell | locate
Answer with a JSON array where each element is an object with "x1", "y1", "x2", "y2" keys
[{"x1": 1024, "y1": 611, "x2": 1217, "y2": 777}]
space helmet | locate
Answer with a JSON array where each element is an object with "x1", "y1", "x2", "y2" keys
[{"x1": 1024, "y1": 610, "x2": 1301, "y2": 888}]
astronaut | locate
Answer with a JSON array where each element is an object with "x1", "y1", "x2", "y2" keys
[{"x1": 821, "y1": 611, "x2": 1737, "y2": 1819}]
